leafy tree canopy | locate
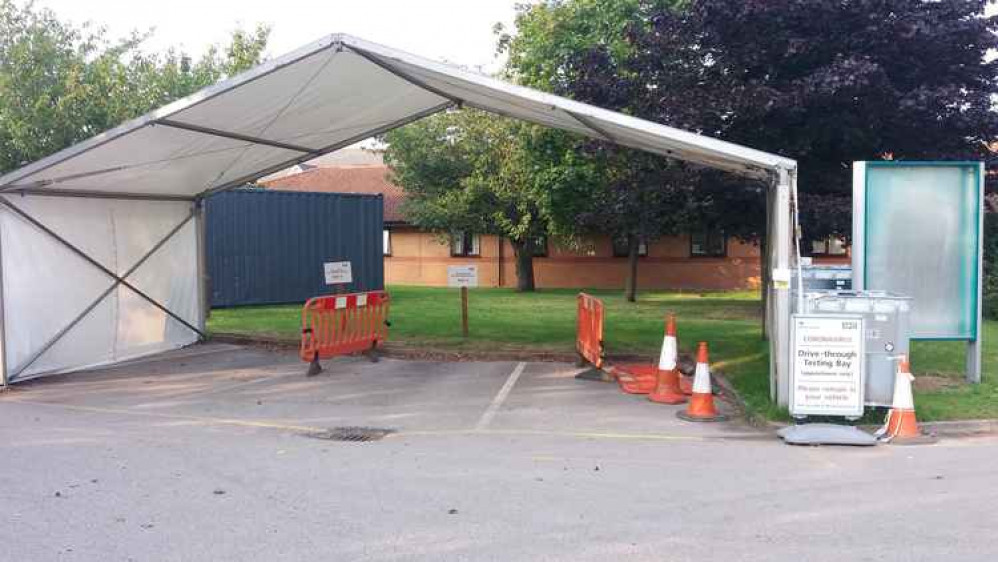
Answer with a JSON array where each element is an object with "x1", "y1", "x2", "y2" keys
[
  {"x1": 0, "y1": 0, "x2": 270, "y2": 175},
  {"x1": 611, "y1": 0, "x2": 998, "y2": 239},
  {"x1": 384, "y1": 109, "x2": 586, "y2": 290}
]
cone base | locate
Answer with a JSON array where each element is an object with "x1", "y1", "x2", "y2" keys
[
  {"x1": 677, "y1": 410, "x2": 729, "y2": 423},
  {"x1": 648, "y1": 369, "x2": 687, "y2": 404},
  {"x1": 880, "y1": 409, "x2": 938, "y2": 445}
]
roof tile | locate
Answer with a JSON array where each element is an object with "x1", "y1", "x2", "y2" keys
[{"x1": 262, "y1": 165, "x2": 406, "y2": 223}]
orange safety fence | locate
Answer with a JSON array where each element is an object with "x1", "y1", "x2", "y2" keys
[
  {"x1": 576, "y1": 292, "x2": 605, "y2": 369},
  {"x1": 300, "y1": 291, "x2": 391, "y2": 366}
]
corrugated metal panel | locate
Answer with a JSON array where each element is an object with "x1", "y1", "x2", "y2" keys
[{"x1": 206, "y1": 188, "x2": 383, "y2": 307}]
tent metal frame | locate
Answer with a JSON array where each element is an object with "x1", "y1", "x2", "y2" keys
[
  {"x1": 0, "y1": 32, "x2": 803, "y2": 403},
  {"x1": 0, "y1": 196, "x2": 204, "y2": 383},
  {"x1": 155, "y1": 119, "x2": 322, "y2": 154},
  {"x1": 0, "y1": 218, "x2": 7, "y2": 388}
]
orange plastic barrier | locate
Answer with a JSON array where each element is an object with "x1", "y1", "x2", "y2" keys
[
  {"x1": 576, "y1": 293, "x2": 605, "y2": 369},
  {"x1": 300, "y1": 291, "x2": 391, "y2": 370}
]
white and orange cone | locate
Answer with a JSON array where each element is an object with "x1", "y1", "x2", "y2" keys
[
  {"x1": 677, "y1": 342, "x2": 727, "y2": 422},
  {"x1": 649, "y1": 314, "x2": 686, "y2": 405},
  {"x1": 876, "y1": 355, "x2": 929, "y2": 443}
]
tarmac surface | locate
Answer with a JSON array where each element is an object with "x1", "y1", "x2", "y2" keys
[{"x1": 3, "y1": 344, "x2": 997, "y2": 561}]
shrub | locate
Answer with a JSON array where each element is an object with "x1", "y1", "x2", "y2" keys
[{"x1": 984, "y1": 213, "x2": 998, "y2": 320}]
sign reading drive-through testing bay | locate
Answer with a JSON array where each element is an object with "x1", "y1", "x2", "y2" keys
[{"x1": 790, "y1": 314, "x2": 866, "y2": 418}]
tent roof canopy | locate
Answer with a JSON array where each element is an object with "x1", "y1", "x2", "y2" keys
[{"x1": 0, "y1": 33, "x2": 796, "y2": 199}]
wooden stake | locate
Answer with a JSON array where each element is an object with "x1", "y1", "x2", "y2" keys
[{"x1": 461, "y1": 286, "x2": 469, "y2": 338}]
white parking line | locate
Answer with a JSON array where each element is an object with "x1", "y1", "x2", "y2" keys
[{"x1": 474, "y1": 362, "x2": 526, "y2": 431}]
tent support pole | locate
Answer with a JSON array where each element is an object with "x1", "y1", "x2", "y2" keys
[
  {"x1": 195, "y1": 198, "x2": 209, "y2": 335},
  {"x1": 772, "y1": 168, "x2": 793, "y2": 407},
  {"x1": 5, "y1": 210, "x2": 197, "y2": 380},
  {"x1": 346, "y1": 46, "x2": 464, "y2": 106},
  {"x1": 0, "y1": 212, "x2": 7, "y2": 389}
]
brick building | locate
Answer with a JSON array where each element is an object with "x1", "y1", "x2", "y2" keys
[{"x1": 263, "y1": 161, "x2": 847, "y2": 290}]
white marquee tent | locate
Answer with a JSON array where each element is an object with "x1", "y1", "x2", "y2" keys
[{"x1": 0, "y1": 34, "x2": 800, "y2": 403}]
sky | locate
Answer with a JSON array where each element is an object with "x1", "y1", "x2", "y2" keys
[{"x1": 30, "y1": 0, "x2": 530, "y2": 72}]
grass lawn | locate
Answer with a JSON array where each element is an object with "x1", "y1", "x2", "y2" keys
[{"x1": 208, "y1": 285, "x2": 997, "y2": 422}]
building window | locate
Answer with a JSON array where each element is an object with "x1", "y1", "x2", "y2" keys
[
  {"x1": 383, "y1": 229, "x2": 392, "y2": 256},
  {"x1": 450, "y1": 232, "x2": 481, "y2": 257},
  {"x1": 690, "y1": 228, "x2": 726, "y2": 257},
  {"x1": 531, "y1": 235, "x2": 548, "y2": 257},
  {"x1": 612, "y1": 236, "x2": 648, "y2": 258},
  {"x1": 810, "y1": 236, "x2": 847, "y2": 256}
]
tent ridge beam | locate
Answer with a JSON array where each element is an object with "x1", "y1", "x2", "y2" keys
[
  {"x1": 5, "y1": 188, "x2": 195, "y2": 202},
  {"x1": 156, "y1": 119, "x2": 319, "y2": 154},
  {"x1": 198, "y1": 100, "x2": 455, "y2": 199},
  {"x1": 345, "y1": 46, "x2": 463, "y2": 107},
  {"x1": 565, "y1": 111, "x2": 617, "y2": 143}
]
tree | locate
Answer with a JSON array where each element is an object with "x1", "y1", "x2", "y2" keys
[
  {"x1": 383, "y1": 109, "x2": 562, "y2": 291},
  {"x1": 623, "y1": 0, "x2": 998, "y2": 241},
  {"x1": 0, "y1": 0, "x2": 270, "y2": 175},
  {"x1": 500, "y1": 0, "x2": 692, "y2": 301}
]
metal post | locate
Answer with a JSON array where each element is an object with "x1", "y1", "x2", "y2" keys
[
  {"x1": 762, "y1": 182, "x2": 774, "y2": 341},
  {"x1": 967, "y1": 161, "x2": 985, "y2": 384},
  {"x1": 772, "y1": 168, "x2": 793, "y2": 407},
  {"x1": 460, "y1": 286, "x2": 469, "y2": 338},
  {"x1": 195, "y1": 198, "x2": 209, "y2": 335},
  {"x1": 0, "y1": 209, "x2": 7, "y2": 389},
  {"x1": 851, "y1": 162, "x2": 867, "y2": 291}
]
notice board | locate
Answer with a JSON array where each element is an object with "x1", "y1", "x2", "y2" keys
[
  {"x1": 853, "y1": 162, "x2": 983, "y2": 340},
  {"x1": 790, "y1": 314, "x2": 866, "y2": 418}
]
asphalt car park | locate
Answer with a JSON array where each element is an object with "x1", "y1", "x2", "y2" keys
[{"x1": 4, "y1": 344, "x2": 998, "y2": 561}]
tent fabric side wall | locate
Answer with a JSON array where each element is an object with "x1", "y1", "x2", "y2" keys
[{"x1": 0, "y1": 194, "x2": 202, "y2": 382}]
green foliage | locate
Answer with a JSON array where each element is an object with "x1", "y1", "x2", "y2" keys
[
  {"x1": 0, "y1": 0, "x2": 269, "y2": 175},
  {"x1": 384, "y1": 108, "x2": 572, "y2": 245},
  {"x1": 984, "y1": 213, "x2": 998, "y2": 320},
  {"x1": 501, "y1": 0, "x2": 698, "y2": 250},
  {"x1": 497, "y1": 0, "x2": 679, "y2": 91},
  {"x1": 384, "y1": 108, "x2": 597, "y2": 290}
]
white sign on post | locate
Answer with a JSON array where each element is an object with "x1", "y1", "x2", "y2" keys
[
  {"x1": 323, "y1": 261, "x2": 352, "y2": 285},
  {"x1": 790, "y1": 314, "x2": 866, "y2": 418},
  {"x1": 447, "y1": 265, "x2": 479, "y2": 288}
]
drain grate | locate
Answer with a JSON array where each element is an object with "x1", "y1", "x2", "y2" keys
[{"x1": 305, "y1": 427, "x2": 395, "y2": 442}]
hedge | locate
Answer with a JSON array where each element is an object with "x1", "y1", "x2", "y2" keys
[{"x1": 985, "y1": 213, "x2": 997, "y2": 320}]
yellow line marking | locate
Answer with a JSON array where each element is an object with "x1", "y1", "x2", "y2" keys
[
  {"x1": 393, "y1": 428, "x2": 745, "y2": 442},
  {"x1": 5, "y1": 399, "x2": 324, "y2": 434},
  {"x1": 5, "y1": 400, "x2": 765, "y2": 443}
]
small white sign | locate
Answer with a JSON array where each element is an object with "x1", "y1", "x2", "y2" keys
[
  {"x1": 447, "y1": 265, "x2": 479, "y2": 288},
  {"x1": 790, "y1": 314, "x2": 866, "y2": 418},
  {"x1": 324, "y1": 261, "x2": 352, "y2": 285}
]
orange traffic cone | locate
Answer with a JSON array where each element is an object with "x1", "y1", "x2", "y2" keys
[
  {"x1": 649, "y1": 315, "x2": 686, "y2": 404},
  {"x1": 677, "y1": 342, "x2": 727, "y2": 422},
  {"x1": 876, "y1": 356, "x2": 931, "y2": 443}
]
